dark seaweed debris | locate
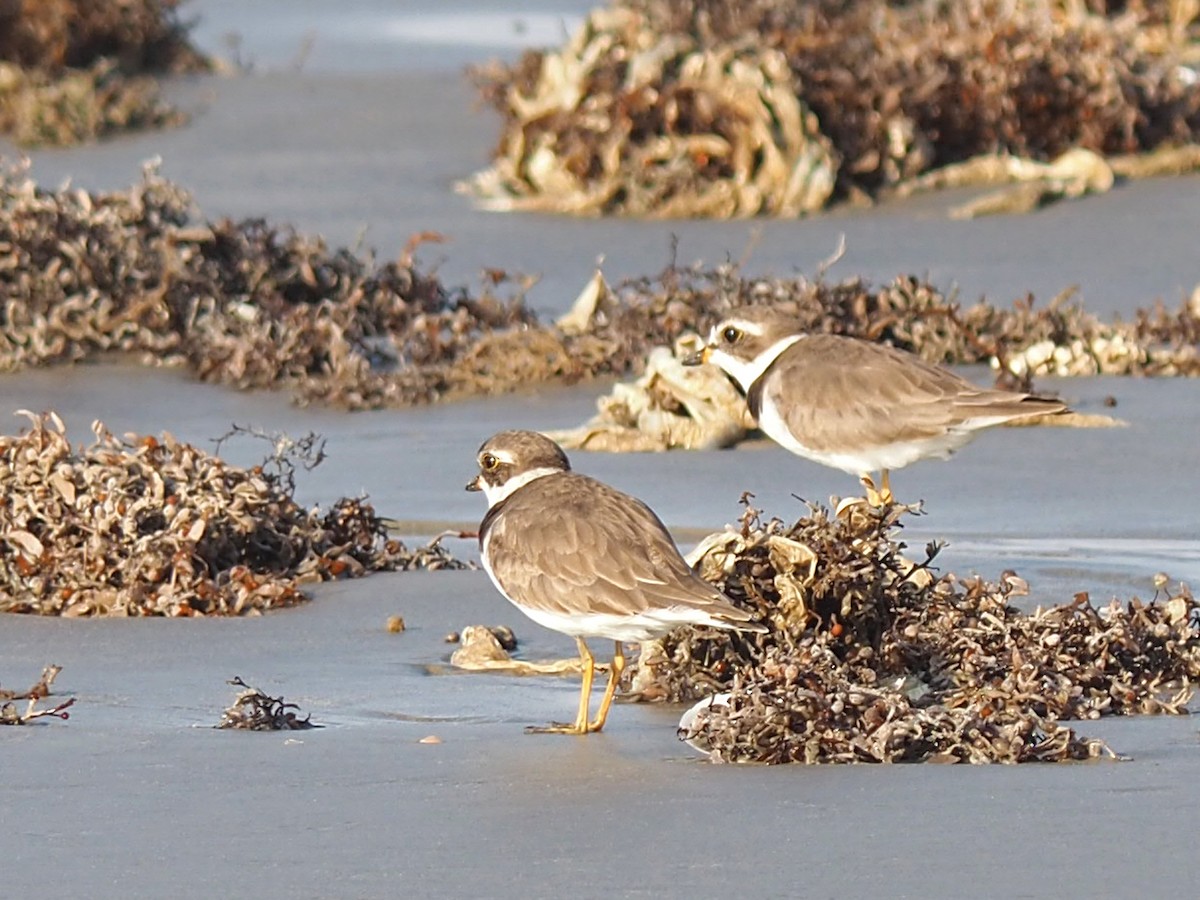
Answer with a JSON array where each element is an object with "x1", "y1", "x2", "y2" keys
[
  {"x1": 1, "y1": 165, "x2": 1196, "y2": 411},
  {"x1": 0, "y1": 0, "x2": 208, "y2": 146},
  {"x1": 217, "y1": 677, "x2": 320, "y2": 730},
  {"x1": 0, "y1": 163, "x2": 540, "y2": 409},
  {"x1": 0, "y1": 411, "x2": 468, "y2": 617},
  {"x1": 636, "y1": 499, "x2": 1200, "y2": 763},
  {"x1": 562, "y1": 264, "x2": 1200, "y2": 386}
]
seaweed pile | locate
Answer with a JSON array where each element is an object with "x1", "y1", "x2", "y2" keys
[
  {"x1": 2, "y1": 166, "x2": 1197, "y2": 410},
  {"x1": 217, "y1": 677, "x2": 319, "y2": 730},
  {"x1": 0, "y1": 411, "x2": 466, "y2": 617},
  {"x1": 632, "y1": 499, "x2": 1200, "y2": 763},
  {"x1": 0, "y1": 0, "x2": 208, "y2": 146},
  {"x1": 549, "y1": 264, "x2": 1194, "y2": 448},
  {"x1": 0, "y1": 163, "x2": 540, "y2": 409},
  {"x1": 464, "y1": 0, "x2": 1200, "y2": 216}
]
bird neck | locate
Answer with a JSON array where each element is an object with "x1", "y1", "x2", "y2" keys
[{"x1": 481, "y1": 466, "x2": 562, "y2": 507}]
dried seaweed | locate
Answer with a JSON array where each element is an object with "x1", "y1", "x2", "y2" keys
[
  {"x1": 0, "y1": 0, "x2": 208, "y2": 146},
  {"x1": 0, "y1": 411, "x2": 468, "y2": 617},
  {"x1": 0, "y1": 664, "x2": 75, "y2": 724},
  {"x1": 464, "y1": 0, "x2": 1200, "y2": 215},
  {"x1": 634, "y1": 498, "x2": 1200, "y2": 763},
  {"x1": 0, "y1": 163, "x2": 544, "y2": 409},
  {"x1": 553, "y1": 264, "x2": 1200, "y2": 389},
  {"x1": 1, "y1": 165, "x2": 1197, "y2": 411},
  {"x1": 217, "y1": 677, "x2": 319, "y2": 730}
]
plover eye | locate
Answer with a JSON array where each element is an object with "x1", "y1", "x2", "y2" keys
[
  {"x1": 481, "y1": 453, "x2": 499, "y2": 471},
  {"x1": 721, "y1": 325, "x2": 742, "y2": 344}
]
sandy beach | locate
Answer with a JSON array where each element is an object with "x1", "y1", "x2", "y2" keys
[{"x1": 3, "y1": 3, "x2": 1200, "y2": 897}]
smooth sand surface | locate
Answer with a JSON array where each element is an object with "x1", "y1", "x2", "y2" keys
[{"x1": 3, "y1": 4, "x2": 1200, "y2": 897}]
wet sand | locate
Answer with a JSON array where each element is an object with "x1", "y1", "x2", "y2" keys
[{"x1": 3, "y1": 4, "x2": 1200, "y2": 898}]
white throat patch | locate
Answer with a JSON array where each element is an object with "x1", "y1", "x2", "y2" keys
[
  {"x1": 482, "y1": 466, "x2": 560, "y2": 507},
  {"x1": 709, "y1": 334, "x2": 803, "y2": 391}
]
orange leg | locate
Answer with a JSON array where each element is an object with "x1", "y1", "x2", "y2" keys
[
  {"x1": 587, "y1": 641, "x2": 626, "y2": 733},
  {"x1": 526, "y1": 636, "x2": 594, "y2": 735}
]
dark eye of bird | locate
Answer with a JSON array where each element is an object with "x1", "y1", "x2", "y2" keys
[
  {"x1": 481, "y1": 453, "x2": 498, "y2": 470},
  {"x1": 721, "y1": 326, "x2": 741, "y2": 344}
]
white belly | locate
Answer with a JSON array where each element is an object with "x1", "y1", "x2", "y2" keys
[{"x1": 756, "y1": 392, "x2": 977, "y2": 474}]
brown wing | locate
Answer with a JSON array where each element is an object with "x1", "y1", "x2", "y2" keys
[
  {"x1": 482, "y1": 473, "x2": 749, "y2": 621},
  {"x1": 765, "y1": 335, "x2": 1066, "y2": 453}
]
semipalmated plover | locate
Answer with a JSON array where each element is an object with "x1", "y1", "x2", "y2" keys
[
  {"x1": 467, "y1": 430, "x2": 765, "y2": 735},
  {"x1": 685, "y1": 307, "x2": 1068, "y2": 503}
]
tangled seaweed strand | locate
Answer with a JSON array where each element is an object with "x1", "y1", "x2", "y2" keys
[
  {"x1": 643, "y1": 499, "x2": 1200, "y2": 763},
  {"x1": 0, "y1": 0, "x2": 208, "y2": 146},
  {"x1": 0, "y1": 411, "x2": 467, "y2": 617},
  {"x1": 467, "y1": 0, "x2": 1200, "y2": 214},
  {"x1": 217, "y1": 677, "x2": 319, "y2": 730}
]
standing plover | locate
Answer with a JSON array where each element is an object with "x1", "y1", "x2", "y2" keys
[
  {"x1": 686, "y1": 307, "x2": 1068, "y2": 503},
  {"x1": 467, "y1": 430, "x2": 765, "y2": 734}
]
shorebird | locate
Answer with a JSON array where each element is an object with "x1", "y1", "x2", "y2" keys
[
  {"x1": 467, "y1": 429, "x2": 765, "y2": 734},
  {"x1": 685, "y1": 307, "x2": 1068, "y2": 504}
]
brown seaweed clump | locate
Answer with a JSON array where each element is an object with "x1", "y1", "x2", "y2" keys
[
  {"x1": 635, "y1": 499, "x2": 1200, "y2": 763},
  {"x1": 0, "y1": 411, "x2": 467, "y2": 617},
  {"x1": 0, "y1": 663, "x2": 75, "y2": 724},
  {"x1": 0, "y1": 0, "x2": 209, "y2": 146},
  {"x1": 0, "y1": 163, "x2": 544, "y2": 409},
  {"x1": 1, "y1": 165, "x2": 1197, "y2": 410},
  {"x1": 556, "y1": 263, "x2": 1200, "y2": 389},
  {"x1": 217, "y1": 677, "x2": 319, "y2": 730},
  {"x1": 464, "y1": 0, "x2": 1200, "y2": 216}
]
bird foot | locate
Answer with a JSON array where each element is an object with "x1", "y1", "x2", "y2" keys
[{"x1": 524, "y1": 720, "x2": 597, "y2": 736}]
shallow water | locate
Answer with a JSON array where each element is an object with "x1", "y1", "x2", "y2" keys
[{"x1": 2, "y1": 3, "x2": 1200, "y2": 897}]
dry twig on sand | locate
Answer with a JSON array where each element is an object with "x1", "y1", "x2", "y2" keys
[{"x1": 0, "y1": 665, "x2": 76, "y2": 724}]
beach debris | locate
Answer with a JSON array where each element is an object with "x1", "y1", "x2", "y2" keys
[
  {"x1": 916, "y1": 144, "x2": 1200, "y2": 216},
  {"x1": 0, "y1": 411, "x2": 469, "y2": 617},
  {"x1": 1, "y1": 165, "x2": 1197, "y2": 412},
  {"x1": 466, "y1": 0, "x2": 1200, "y2": 217},
  {"x1": 461, "y1": 13, "x2": 837, "y2": 217},
  {"x1": 0, "y1": 664, "x2": 75, "y2": 725},
  {"x1": 217, "y1": 677, "x2": 320, "y2": 731},
  {"x1": 386, "y1": 615, "x2": 407, "y2": 633},
  {"x1": 545, "y1": 333, "x2": 755, "y2": 450},
  {"x1": 488, "y1": 625, "x2": 519, "y2": 652},
  {"x1": 418, "y1": 734, "x2": 443, "y2": 744},
  {"x1": 0, "y1": 162, "x2": 541, "y2": 410},
  {"x1": 626, "y1": 497, "x2": 1199, "y2": 763},
  {"x1": 449, "y1": 624, "x2": 598, "y2": 675},
  {"x1": 548, "y1": 267, "x2": 1145, "y2": 452},
  {"x1": 450, "y1": 626, "x2": 512, "y2": 669},
  {"x1": 0, "y1": 0, "x2": 209, "y2": 146}
]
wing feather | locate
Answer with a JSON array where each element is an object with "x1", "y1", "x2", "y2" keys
[
  {"x1": 482, "y1": 473, "x2": 749, "y2": 622},
  {"x1": 770, "y1": 336, "x2": 1065, "y2": 452}
]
